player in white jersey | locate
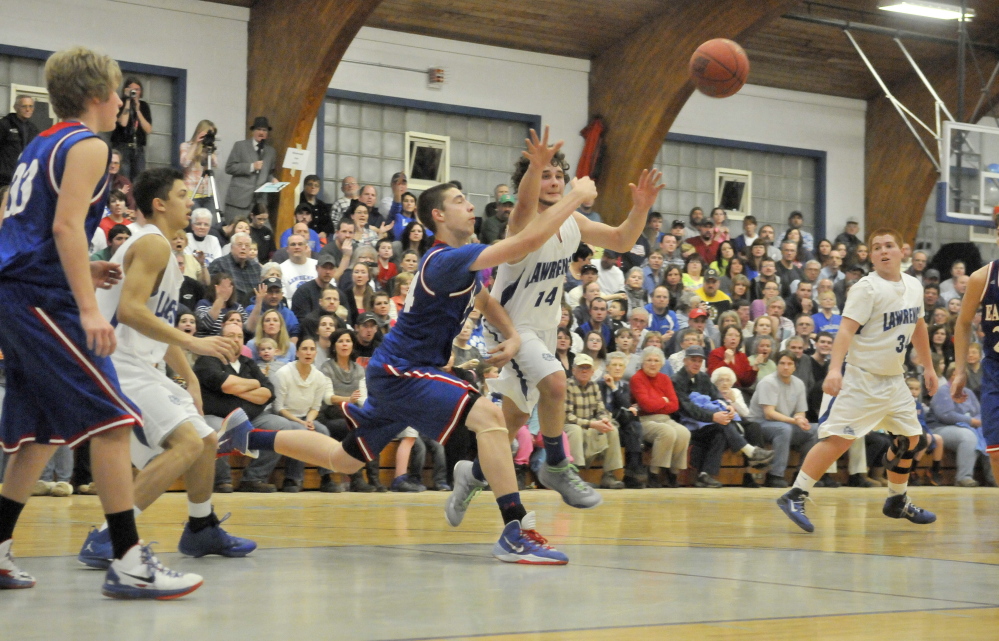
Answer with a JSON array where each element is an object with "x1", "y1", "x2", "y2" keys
[
  {"x1": 78, "y1": 168, "x2": 256, "y2": 571},
  {"x1": 777, "y1": 229, "x2": 939, "y2": 533},
  {"x1": 447, "y1": 128, "x2": 662, "y2": 523}
]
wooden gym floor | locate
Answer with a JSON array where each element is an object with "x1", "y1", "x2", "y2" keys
[{"x1": 6, "y1": 486, "x2": 999, "y2": 641}]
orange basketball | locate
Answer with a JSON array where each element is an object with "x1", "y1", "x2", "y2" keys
[{"x1": 689, "y1": 38, "x2": 749, "y2": 99}]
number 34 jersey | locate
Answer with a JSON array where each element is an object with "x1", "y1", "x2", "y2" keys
[
  {"x1": 0, "y1": 122, "x2": 110, "y2": 289},
  {"x1": 487, "y1": 215, "x2": 581, "y2": 334},
  {"x1": 842, "y1": 271, "x2": 924, "y2": 377}
]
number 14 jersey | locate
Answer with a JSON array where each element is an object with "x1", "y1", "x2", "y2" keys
[{"x1": 842, "y1": 271, "x2": 924, "y2": 377}]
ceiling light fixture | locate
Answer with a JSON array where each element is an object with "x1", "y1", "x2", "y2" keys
[{"x1": 878, "y1": 0, "x2": 975, "y2": 21}]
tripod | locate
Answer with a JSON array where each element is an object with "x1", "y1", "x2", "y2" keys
[{"x1": 193, "y1": 146, "x2": 222, "y2": 223}]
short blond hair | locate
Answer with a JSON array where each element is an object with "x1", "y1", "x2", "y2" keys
[{"x1": 45, "y1": 47, "x2": 121, "y2": 119}]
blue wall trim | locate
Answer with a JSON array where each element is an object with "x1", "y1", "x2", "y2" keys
[
  {"x1": 0, "y1": 43, "x2": 187, "y2": 168},
  {"x1": 666, "y1": 132, "x2": 828, "y2": 242},
  {"x1": 316, "y1": 88, "x2": 542, "y2": 183}
]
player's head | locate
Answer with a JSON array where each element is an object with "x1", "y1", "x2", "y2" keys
[
  {"x1": 134, "y1": 167, "x2": 189, "y2": 230},
  {"x1": 45, "y1": 46, "x2": 122, "y2": 129},
  {"x1": 417, "y1": 183, "x2": 474, "y2": 237},
  {"x1": 867, "y1": 228, "x2": 904, "y2": 276},
  {"x1": 511, "y1": 151, "x2": 570, "y2": 207}
]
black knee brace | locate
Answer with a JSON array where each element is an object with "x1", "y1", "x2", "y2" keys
[{"x1": 884, "y1": 433, "x2": 928, "y2": 474}]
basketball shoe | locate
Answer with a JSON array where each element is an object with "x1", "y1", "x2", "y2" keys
[
  {"x1": 102, "y1": 542, "x2": 203, "y2": 600},
  {"x1": 78, "y1": 526, "x2": 113, "y2": 569},
  {"x1": 538, "y1": 460, "x2": 603, "y2": 509},
  {"x1": 492, "y1": 512, "x2": 568, "y2": 565},
  {"x1": 178, "y1": 512, "x2": 257, "y2": 558},
  {"x1": 0, "y1": 539, "x2": 35, "y2": 589},
  {"x1": 777, "y1": 487, "x2": 815, "y2": 533},
  {"x1": 882, "y1": 494, "x2": 936, "y2": 525},
  {"x1": 218, "y1": 408, "x2": 257, "y2": 458},
  {"x1": 444, "y1": 460, "x2": 487, "y2": 527}
]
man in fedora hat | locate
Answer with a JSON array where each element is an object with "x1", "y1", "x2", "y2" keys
[{"x1": 224, "y1": 116, "x2": 278, "y2": 223}]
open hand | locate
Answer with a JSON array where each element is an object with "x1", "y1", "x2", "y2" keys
[
  {"x1": 191, "y1": 335, "x2": 241, "y2": 361},
  {"x1": 522, "y1": 126, "x2": 564, "y2": 169},
  {"x1": 629, "y1": 169, "x2": 665, "y2": 213},
  {"x1": 91, "y1": 261, "x2": 122, "y2": 290}
]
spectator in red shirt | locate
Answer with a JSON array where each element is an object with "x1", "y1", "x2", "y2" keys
[
  {"x1": 708, "y1": 326, "x2": 757, "y2": 389},
  {"x1": 628, "y1": 346, "x2": 690, "y2": 488},
  {"x1": 375, "y1": 238, "x2": 397, "y2": 289},
  {"x1": 688, "y1": 219, "x2": 721, "y2": 266},
  {"x1": 99, "y1": 190, "x2": 131, "y2": 241}
]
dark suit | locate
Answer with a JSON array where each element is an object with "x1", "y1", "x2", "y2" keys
[{"x1": 224, "y1": 138, "x2": 276, "y2": 222}]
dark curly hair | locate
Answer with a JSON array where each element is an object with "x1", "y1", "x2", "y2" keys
[{"x1": 510, "y1": 151, "x2": 570, "y2": 194}]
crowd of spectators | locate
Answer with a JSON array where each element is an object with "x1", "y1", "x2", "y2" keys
[{"x1": 2, "y1": 102, "x2": 993, "y2": 495}]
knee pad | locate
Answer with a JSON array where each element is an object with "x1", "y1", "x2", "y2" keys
[{"x1": 884, "y1": 434, "x2": 927, "y2": 473}]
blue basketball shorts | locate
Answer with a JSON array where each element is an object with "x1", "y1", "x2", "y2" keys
[
  {"x1": 981, "y1": 358, "x2": 999, "y2": 454},
  {"x1": 0, "y1": 282, "x2": 142, "y2": 453},
  {"x1": 340, "y1": 360, "x2": 480, "y2": 462}
]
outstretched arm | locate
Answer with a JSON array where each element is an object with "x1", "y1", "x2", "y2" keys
[
  {"x1": 575, "y1": 169, "x2": 665, "y2": 253},
  {"x1": 952, "y1": 266, "x2": 987, "y2": 402},
  {"x1": 507, "y1": 127, "x2": 563, "y2": 238},
  {"x1": 470, "y1": 177, "x2": 597, "y2": 271}
]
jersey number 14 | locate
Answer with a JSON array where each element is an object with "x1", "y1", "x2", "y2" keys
[{"x1": 533, "y1": 287, "x2": 559, "y2": 307}]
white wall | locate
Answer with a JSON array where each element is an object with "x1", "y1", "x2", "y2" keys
[
  {"x1": 326, "y1": 27, "x2": 591, "y2": 177},
  {"x1": 672, "y1": 84, "x2": 867, "y2": 238},
  {"x1": 0, "y1": 0, "x2": 249, "y2": 198}
]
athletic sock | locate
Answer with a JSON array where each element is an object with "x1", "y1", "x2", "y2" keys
[
  {"x1": 471, "y1": 459, "x2": 486, "y2": 483},
  {"x1": 105, "y1": 509, "x2": 140, "y2": 560},
  {"x1": 887, "y1": 480, "x2": 907, "y2": 497},
  {"x1": 931, "y1": 460, "x2": 941, "y2": 474},
  {"x1": 496, "y1": 492, "x2": 527, "y2": 525},
  {"x1": 188, "y1": 498, "x2": 212, "y2": 519},
  {"x1": 247, "y1": 429, "x2": 277, "y2": 451},
  {"x1": 543, "y1": 435, "x2": 567, "y2": 466},
  {"x1": 792, "y1": 471, "x2": 817, "y2": 493},
  {"x1": 740, "y1": 444, "x2": 755, "y2": 456},
  {"x1": 98, "y1": 506, "x2": 141, "y2": 532},
  {"x1": 0, "y1": 496, "x2": 26, "y2": 542}
]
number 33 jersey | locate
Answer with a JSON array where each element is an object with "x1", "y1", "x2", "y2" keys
[
  {"x1": 487, "y1": 215, "x2": 581, "y2": 334},
  {"x1": 0, "y1": 122, "x2": 110, "y2": 289},
  {"x1": 843, "y1": 271, "x2": 924, "y2": 377}
]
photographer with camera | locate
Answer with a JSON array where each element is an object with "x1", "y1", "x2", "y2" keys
[
  {"x1": 110, "y1": 77, "x2": 152, "y2": 181},
  {"x1": 181, "y1": 120, "x2": 219, "y2": 211}
]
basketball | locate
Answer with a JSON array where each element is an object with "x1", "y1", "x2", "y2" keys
[{"x1": 689, "y1": 38, "x2": 750, "y2": 98}]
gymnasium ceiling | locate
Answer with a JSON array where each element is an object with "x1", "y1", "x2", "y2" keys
[{"x1": 211, "y1": 0, "x2": 999, "y2": 104}]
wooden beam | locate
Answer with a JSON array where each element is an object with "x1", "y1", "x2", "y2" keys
[
  {"x1": 865, "y1": 52, "x2": 999, "y2": 245},
  {"x1": 246, "y1": 0, "x2": 383, "y2": 235},
  {"x1": 588, "y1": 0, "x2": 800, "y2": 226}
]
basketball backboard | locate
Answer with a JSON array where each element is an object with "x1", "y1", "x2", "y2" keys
[{"x1": 938, "y1": 120, "x2": 999, "y2": 227}]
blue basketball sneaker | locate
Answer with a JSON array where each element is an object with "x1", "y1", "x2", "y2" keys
[
  {"x1": 218, "y1": 408, "x2": 257, "y2": 458},
  {"x1": 178, "y1": 512, "x2": 257, "y2": 558},
  {"x1": 883, "y1": 493, "x2": 936, "y2": 525},
  {"x1": 78, "y1": 526, "x2": 113, "y2": 569},
  {"x1": 102, "y1": 542, "x2": 203, "y2": 600},
  {"x1": 492, "y1": 512, "x2": 568, "y2": 565},
  {"x1": 777, "y1": 487, "x2": 815, "y2": 533},
  {"x1": 0, "y1": 539, "x2": 35, "y2": 589}
]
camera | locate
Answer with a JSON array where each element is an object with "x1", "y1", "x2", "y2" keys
[
  {"x1": 128, "y1": 90, "x2": 138, "y2": 98},
  {"x1": 202, "y1": 128, "x2": 217, "y2": 149}
]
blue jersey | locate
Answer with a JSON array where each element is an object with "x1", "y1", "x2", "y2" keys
[
  {"x1": 980, "y1": 260, "x2": 999, "y2": 361},
  {"x1": 0, "y1": 122, "x2": 110, "y2": 289},
  {"x1": 373, "y1": 241, "x2": 486, "y2": 369}
]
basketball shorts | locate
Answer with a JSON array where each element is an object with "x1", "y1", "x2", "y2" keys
[
  {"x1": 112, "y1": 353, "x2": 213, "y2": 469},
  {"x1": 817, "y1": 363, "x2": 921, "y2": 440},
  {"x1": 980, "y1": 358, "x2": 999, "y2": 453},
  {"x1": 340, "y1": 360, "x2": 479, "y2": 462},
  {"x1": 484, "y1": 327, "x2": 562, "y2": 414},
  {"x1": 0, "y1": 282, "x2": 142, "y2": 453}
]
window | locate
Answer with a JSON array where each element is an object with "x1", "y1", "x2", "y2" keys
[{"x1": 405, "y1": 131, "x2": 449, "y2": 190}]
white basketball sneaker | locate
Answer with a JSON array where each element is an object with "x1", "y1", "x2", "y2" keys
[
  {"x1": 102, "y1": 542, "x2": 203, "y2": 600},
  {"x1": 0, "y1": 539, "x2": 35, "y2": 589}
]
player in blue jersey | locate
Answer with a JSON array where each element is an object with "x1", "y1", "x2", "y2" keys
[
  {"x1": 952, "y1": 211, "x2": 999, "y2": 482},
  {"x1": 0, "y1": 47, "x2": 202, "y2": 598}
]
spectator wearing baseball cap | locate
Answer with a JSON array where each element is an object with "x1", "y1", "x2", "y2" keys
[
  {"x1": 566, "y1": 261, "x2": 600, "y2": 310},
  {"x1": 245, "y1": 276, "x2": 301, "y2": 341},
  {"x1": 480, "y1": 193, "x2": 514, "y2": 244},
  {"x1": 670, "y1": 345, "x2": 730, "y2": 488},
  {"x1": 592, "y1": 249, "x2": 625, "y2": 295},
  {"x1": 694, "y1": 269, "x2": 733, "y2": 319},
  {"x1": 685, "y1": 306, "x2": 716, "y2": 352},
  {"x1": 834, "y1": 216, "x2": 862, "y2": 257},
  {"x1": 291, "y1": 253, "x2": 340, "y2": 322},
  {"x1": 352, "y1": 311, "x2": 384, "y2": 368}
]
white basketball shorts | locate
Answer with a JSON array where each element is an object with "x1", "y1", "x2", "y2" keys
[
  {"x1": 484, "y1": 327, "x2": 562, "y2": 414},
  {"x1": 112, "y1": 353, "x2": 214, "y2": 469},
  {"x1": 817, "y1": 363, "x2": 921, "y2": 440}
]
